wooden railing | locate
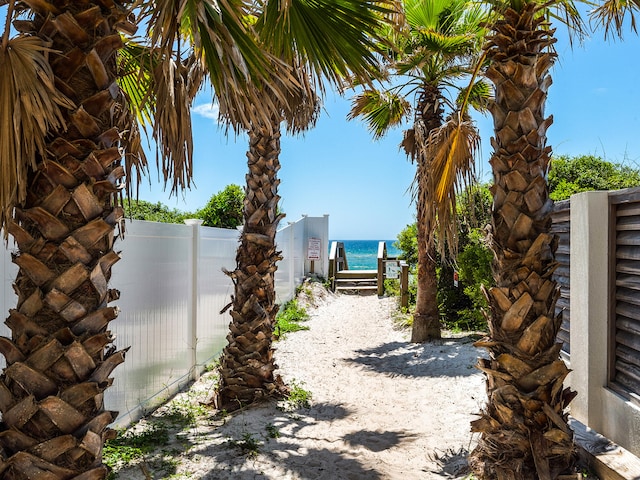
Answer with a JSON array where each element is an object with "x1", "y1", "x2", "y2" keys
[{"x1": 328, "y1": 241, "x2": 348, "y2": 291}]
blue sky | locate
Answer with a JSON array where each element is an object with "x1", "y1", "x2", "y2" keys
[{"x1": 139, "y1": 16, "x2": 640, "y2": 240}]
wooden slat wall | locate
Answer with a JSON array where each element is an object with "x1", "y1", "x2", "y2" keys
[
  {"x1": 551, "y1": 200, "x2": 571, "y2": 355},
  {"x1": 612, "y1": 195, "x2": 640, "y2": 400}
]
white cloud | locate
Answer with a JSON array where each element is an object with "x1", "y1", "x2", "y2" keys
[{"x1": 193, "y1": 103, "x2": 220, "y2": 121}]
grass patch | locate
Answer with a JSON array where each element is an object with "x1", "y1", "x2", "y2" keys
[
  {"x1": 163, "y1": 395, "x2": 209, "y2": 428},
  {"x1": 104, "y1": 423, "x2": 170, "y2": 475},
  {"x1": 274, "y1": 300, "x2": 309, "y2": 340}
]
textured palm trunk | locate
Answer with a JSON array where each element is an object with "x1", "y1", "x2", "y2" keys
[
  {"x1": 470, "y1": 4, "x2": 575, "y2": 479},
  {"x1": 0, "y1": 2, "x2": 133, "y2": 479},
  {"x1": 411, "y1": 85, "x2": 443, "y2": 342},
  {"x1": 216, "y1": 119, "x2": 286, "y2": 411},
  {"x1": 412, "y1": 200, "x2": 441, "y2": 341}
]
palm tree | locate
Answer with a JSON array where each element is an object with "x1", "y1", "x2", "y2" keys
[
  {"x1": 349, "y1": 0, "x2": 488, "y2": 342},
  {"x1": 214, "y1": 0, "x2": 394, "y2": 411},
  {"x1": 467, "y1": 0, "x2": 585, "y2": 477},
  {"x1": 0, "y1": 0, "x2": 292, "y2": 476}
]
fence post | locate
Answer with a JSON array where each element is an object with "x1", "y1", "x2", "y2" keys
[
  {"x1": 289, "y1": 221, "x2": 295, "y2": 301},
  {"x1": 400, "y1": 262, "x2": 409, "y2": 309},
  {"x1": 377, "y1": 241, "x2": 386, "y2": 296},
  {"x1": 184, "y1": 219, "x2": 203, "y2": 381},
  {"x1": 569, "y1": 191, "x2": 609, "y2": 432}
]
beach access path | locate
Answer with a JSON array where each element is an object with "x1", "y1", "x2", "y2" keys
[{"x1": 111, "y1": 285, "x2": 487, "y2": 479}]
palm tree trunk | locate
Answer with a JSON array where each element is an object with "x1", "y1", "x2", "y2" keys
[
  {"x1": 216, "y1": 119, "x2": 287, "y2": 411},
  {"x1": 470, "y1": 4, "x2": 575, "y2": 479},
  {"x1": 0, "y1": 2, "x2": 134, "y2": 478},
  {"x1": 411, "y1": 85, "x2": 444, "y2": 342},
  {"x1": 412, "y1": 196, "x2": 441, "y2": 341}
]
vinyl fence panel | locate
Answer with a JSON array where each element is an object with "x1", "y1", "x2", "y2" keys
[
  {"x1": 0, "y1": 215, "x2": 327, "y2": 427},
  {"x1": 107, "y1": 220, "x2": 194, "y2": 425}
]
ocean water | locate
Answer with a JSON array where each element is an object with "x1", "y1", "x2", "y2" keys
[{"x1": 329, "y1": 240, "x2": 401, "y2": 270}]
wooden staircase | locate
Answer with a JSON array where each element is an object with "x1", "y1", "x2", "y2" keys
[
  {"x1": 333, "y1": 269, "x2": 378, "y2": 293},
  {"x1": 328, "y1": 241, "x2": 409, "y2": 306}
]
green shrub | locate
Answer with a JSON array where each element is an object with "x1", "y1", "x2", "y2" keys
[{"x1": 196, "y1": 184, "x2": 244, "y2": 228}]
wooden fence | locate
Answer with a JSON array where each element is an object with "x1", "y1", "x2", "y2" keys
[{"x1": 551, "y1": 199, "x2": 571, "y2": 355}]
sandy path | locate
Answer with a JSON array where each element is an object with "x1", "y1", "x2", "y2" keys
[{"x1": 111, "y1": 288, "x2": 487, "y2": 479}]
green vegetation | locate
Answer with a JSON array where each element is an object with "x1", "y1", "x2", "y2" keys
[
  {"x1": 394, "y1": 183, "x2": 492, "y2": 332},
  {"x1": 123, "y1": 184, "x2": 245, "y2": 228},
  {"x1": 283, "y1": 381, "x2": 312, "y2": 410},
  {"x1": 274, "y1": 300, "x2": 310, "y2": 340},
  {"x1": 392, "y1": 155, "x2": 640, "y2": 333},
  {"x1": 104, "y1": 423, "x2": 170, "y2": 477},
  {"x1": 549, "y1": 155, "x2": 640, "y2": 201},
  {"x1": 163, "y1": 394, "x2": 210, "y2": 428},
  {"x1": 265, "y1": 423, "x2": 281, "y2": 439},
  {"x1": 197, "y1": 184, "x2": 244, "y2": 228},
  {"x1": 123, "y1": 199, "x2": 193, "y2": 224},
  {"x1": 225, "y1": 432, "x2": 262, "y2": 457}
]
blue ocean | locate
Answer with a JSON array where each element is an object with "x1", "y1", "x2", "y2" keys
[{"x1": 329, "y1": 240, "x2": 402, "y2": 270}]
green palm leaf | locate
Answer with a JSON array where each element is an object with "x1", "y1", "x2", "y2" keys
[
  {"x1": 416, "y1": 30, "x2": 477, "y2": 56},
  {"x1": 257, "y1": 0, "x2": 393, "y2": 86},
  {"x1": 348, "y1": 89, "x2": 411, "y2": 139}
]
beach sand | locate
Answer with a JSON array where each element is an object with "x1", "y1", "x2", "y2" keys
[{"x1": 110, "y1": 284, "x2": 487, "y2": 479}]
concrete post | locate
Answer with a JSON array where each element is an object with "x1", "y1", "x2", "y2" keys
[{"x1": 569, "y1": 191, "x2": 610, "y2": 431}]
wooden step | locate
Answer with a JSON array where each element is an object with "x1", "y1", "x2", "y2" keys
[{"x1": 336, "y1": 269, "x2": 377, "y2": 279}]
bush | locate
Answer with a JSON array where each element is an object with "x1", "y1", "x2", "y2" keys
[{"x1": 197, "y1": 184, "x2": 244, "y2": 228}]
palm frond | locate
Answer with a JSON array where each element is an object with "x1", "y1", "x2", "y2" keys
[
  {"x1": 151, "y1": 52, "x2": 202, "y2": 195},
  {"x1": 0, "y1": 36, "x2": 74, "y2": 235},
  {"x1": 257, "y1": 0, "x2": 395, "y2": 88},
  {"x1": 416, "y1": 30, "x2": 478, "y2": 56},
  {"x1": 591, "y1": 0, "x2": 639, "y2": 38},
  {"x1": 348, "y1": 89, "x2": 411, "y2": 139},
  {"x1": 420, "y1": 113, "x2": 480, "y2": 255},
  {"x1": 456, "y1": 79, "x2": 492, "y2": 112},
  {"x1": 280, "y1": 60, "x2": 322, "y2": 135},
  {"x1": 118, "y1": 40, "x2": 156, "y2": 127}
]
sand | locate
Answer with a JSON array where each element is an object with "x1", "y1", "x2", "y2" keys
[{"x1": 110, "y1": 285, "x2": 487, "y2": 479}]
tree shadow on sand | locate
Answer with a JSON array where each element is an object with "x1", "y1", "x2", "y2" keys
[
  {"x1": 191, "y1": 401, "x2": 414, "y2": 479},
  {"x1": 110, "y1": 399, "x2": 419, "y2": 479},
  {"x1": 346, "y1": 335, "x2": 483, "y2": 379}
]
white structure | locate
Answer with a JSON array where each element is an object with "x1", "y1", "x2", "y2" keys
[
  {"x1": 568, "y1": 190, "x2": 640, "y2": 459},
  {"x1": 0, "y1": 214, "x2": 329, "y2": 426}
]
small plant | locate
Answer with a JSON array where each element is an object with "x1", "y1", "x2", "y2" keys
[
  {"x1": 265, "y1": 423, "x2": 281, "y2": 439},
  {"x1": 104, "y1": 422, "x2": 170, "y2": 474},
  {"x1": 162, "y1": 394, "x2": 209, "y2": 428},
  {"x1": 274, "y1": 300, "x2": 310, "y2": 339},
  {"x1": 225, "y1": 432, "x2": 262, "y2": 457},
  {"x1": 279, "y1": 380, "x2": 312, "y2": 411}
]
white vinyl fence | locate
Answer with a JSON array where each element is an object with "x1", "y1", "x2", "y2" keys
[{"x1": 0, "y1": 214, "x2": 329, "y2": 427}]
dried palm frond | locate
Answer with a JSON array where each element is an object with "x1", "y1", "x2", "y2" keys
[
  {"x1": 591, "y1": 0, "x2": 639, "y2": 39},
  {"x1": 115, "y1": 87, "x2": 148, "y2": 202},
  {"x1": 0, "y1": 35, "x2": 74, "y2": 236},
  {"x1": 144, "y1": 0, "x2": 296, "y2": 132},
  {"x1": 152, "y1": 52, "x2": 198, "y2": 194},
  {"x1": 280, "y1": 60, "x2": 321, "y2": 135},
  {"x1": 418, "y1": 113, "x2": 479, "y2": 256}
]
